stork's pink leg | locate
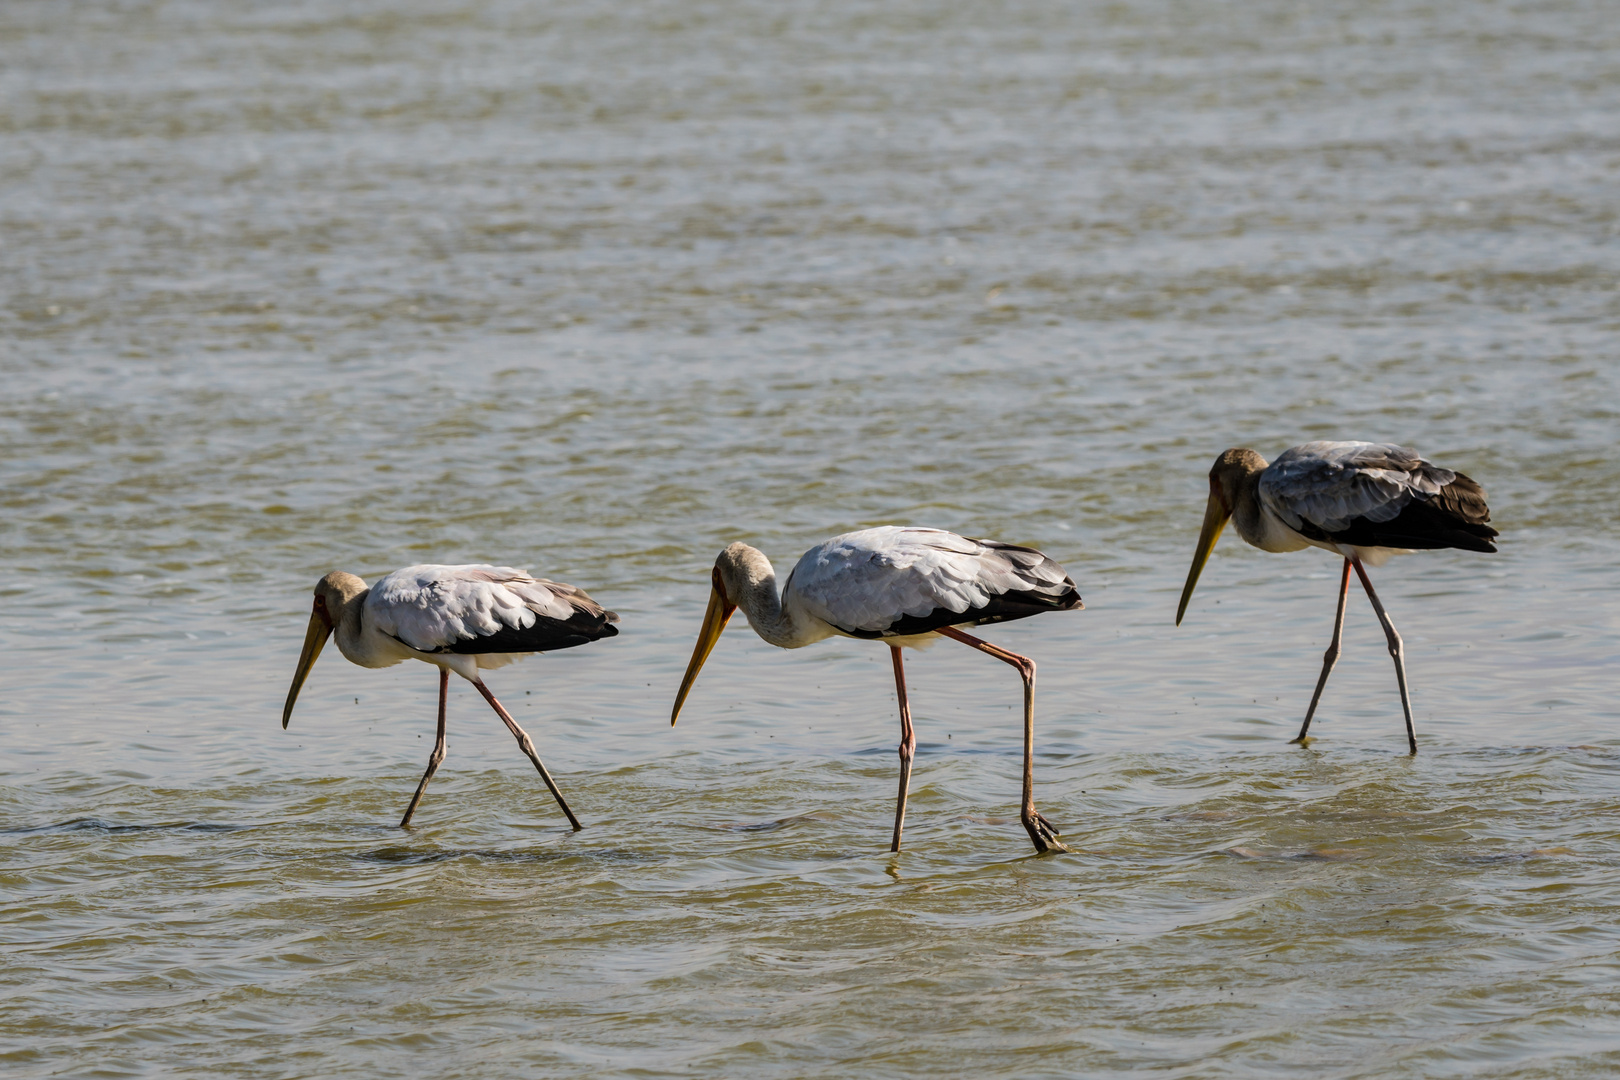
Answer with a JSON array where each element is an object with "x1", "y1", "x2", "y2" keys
[
  {"x1": 1351, "y1": 559, "x2": 1418, "y2": 755},
  {"x1": 935, "y1": 626, "x2": 1067, "y2": 854},
  {"x1": 889, "y1": 645, "x2": 918, "y2": 853},
  {"x1": 473, "y1": 678, "x2": 583, "y2": 830},
  {"x1": 399, "y1": 666, "x2": 450, "y2": 827},
  {"x1": 1294, "y1": 558, "x2": 1352, "y2": 745}
]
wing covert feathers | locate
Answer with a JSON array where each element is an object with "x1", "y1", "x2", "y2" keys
[
  {"x1": 367, "y1": 564, "x2": 619, "y2": 655},
  {"x1": 789, "y1": 526, "x2": 1081, "y2": 639},
  {"x1": 1260, "y1": 442, "x2": 1498, "y2": 553}
]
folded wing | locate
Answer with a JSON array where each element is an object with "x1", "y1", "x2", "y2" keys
[
  {"x1": 789, "y1": 526, "x2": 1081, "y2": 639},
  {"x1": 1259, "y1": 441, "x2": 1496, "y2": 552},
  {"x1": 367, "y1": 564, "x2": 620, "y2": 655}
]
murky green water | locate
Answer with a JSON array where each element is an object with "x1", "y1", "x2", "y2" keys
[{"x1": 4, "y1": 1, "x2": 1620, "y2": 1075}]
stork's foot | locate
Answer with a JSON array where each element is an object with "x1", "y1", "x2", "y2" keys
[
  {"x1": 1022, "y1": 808, "x2": 1070, "y2": 854},
  {"x1": 1288, "y1": 734, "x2": 1315, "y2": 747}
]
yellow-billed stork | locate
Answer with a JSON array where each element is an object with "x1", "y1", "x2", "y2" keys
[
  {"x1": 282, "y1": 564, "x2": 619, "y2": 828},
  {"x1": 1176, "y1": 442, "x2": 1497, "y2": 753},
  {"x1": 670, "y1": 526, "x2": 1083, "y2": 854}
]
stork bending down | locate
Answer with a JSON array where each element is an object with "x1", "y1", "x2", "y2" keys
[
  {"x1": 1176, "y1": 442, "x2": 1497, "y2": 752},
  {"x1": 282, "y1": 564, "x2": 619, "y2": 827},
  {"x1": 670, "y1": 526, "x2": 1083, "y2": 854}
]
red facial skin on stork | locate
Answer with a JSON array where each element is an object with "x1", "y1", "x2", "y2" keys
[
  {"x1": 710, "y1": 562, "x2": 740, "y2": 627},
  {"x1": 312, "y1": 593, "x2": 334, "y2": 632}
]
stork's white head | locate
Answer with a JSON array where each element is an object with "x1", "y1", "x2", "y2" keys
[
  {"x1": 714, "y1": 542, "x2": 775, "y2": 602},
  {"x1": 670, "y1": 542, "x2": 780, "y2": 726},
  {"x1": 282, "y1": 571, "x2": 369, "y2": 730}
]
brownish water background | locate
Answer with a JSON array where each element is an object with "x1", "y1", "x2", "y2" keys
[{"x1": 3, "y1": 1, "x2": 1619, "y2": 1076}]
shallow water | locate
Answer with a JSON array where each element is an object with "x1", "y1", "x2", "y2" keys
[{"x1": 3, "y1": 0, "x2": 1620, "y2": 1076}]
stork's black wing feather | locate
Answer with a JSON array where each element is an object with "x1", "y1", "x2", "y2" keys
[
  {"x1": 445, "y1": 609, "x2": 619, "y2": 655},
  {"x1": 791, "y1": 527, "x2": 1082, "y2": 639},
  {"x1": 1295, "y1": 473, "x2": 1498, "y2": 553},
  {"x1": 838, "y1": 580, "x2": 1083, "y2": 639},
  {"x1": 369, "y1": 564, "x2": 622, "y2": 656}
]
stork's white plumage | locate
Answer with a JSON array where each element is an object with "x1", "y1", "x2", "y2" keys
[
  {"x1": 790, "y1": 528, "x2": 1077, "y2": 641},
  {"x1": 670, "y1": 526, "x2": 1083, "y2": 854},
  {"x1": 1177, "y1": 442, "x2": 1497, "y2": 752},
  {"x1": 282, "y1": 563, "x2": 619, "y2": 828}
]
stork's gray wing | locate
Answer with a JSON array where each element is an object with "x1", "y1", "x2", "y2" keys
[
  {"x1": 1259, "y1": 442, "x2": 1496, "y2": 551},
  {"x1": 367, "y1": 564, "x2": 619, "y2": 654},
  {"x1": 788, "y1": 526, "x2": 1080, "y2": 638}
]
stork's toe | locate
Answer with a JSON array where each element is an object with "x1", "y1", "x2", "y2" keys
[{"x1": 1022, "y1": 809, "x2": 1070, "y2": 854}]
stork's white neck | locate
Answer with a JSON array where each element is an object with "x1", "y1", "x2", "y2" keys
[
  {"x1": 314, "y1": 572, "x2": 395, "y2": 668},
  {"x1": 716, "y1": 543, "x2": 823, "y2": 649},
  {"x1": 332, "y1": 595, "x2": 371, "y2": 663}
]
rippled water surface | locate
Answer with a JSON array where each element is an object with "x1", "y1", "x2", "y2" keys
[{"x1": 4, "y1": 1, "x2": 1620, "y2": 1076}]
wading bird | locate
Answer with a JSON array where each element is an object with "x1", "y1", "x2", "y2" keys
[
  {"x1": 670, "y1": 526, "x2": 1083, "y2": 854},
  {"x1": 1176, "y1": 442, "x2": 1497, "y2": 752},
  {"x1": 282, "y1": 564, "x2": 619, "y2": 827}
]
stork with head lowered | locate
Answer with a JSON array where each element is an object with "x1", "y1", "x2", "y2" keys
[
  {"x1": 1177, "y1": 441, "x2": 1497, "y2": 752},
  {"x1": 283, "y1": 563, "x2": 619, "y2": 827},
  {"x1": 671, "y1": 525, "x2": 1083, "y2": 854}
]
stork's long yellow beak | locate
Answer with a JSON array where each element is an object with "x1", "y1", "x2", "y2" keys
[
  {"x1": 671, "y1": 586, "x2": 736, "y2": 726},
  {"x1": 1176, "y1": 492, "x2": 1231, "y2": 626},
  {"x1": 283, "y1": 602, "x2": 333, "y2": 729}
]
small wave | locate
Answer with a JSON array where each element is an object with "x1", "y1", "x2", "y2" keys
[
  {"x1": 1221, "y1": 845, "x2": 1360, "y2": 861},
  {"x1": 351, "y1": 846, "x2": 657, "y2": 867},
  {"x1": 1, "y1": 818, "x2": 247, "y2": 835}
]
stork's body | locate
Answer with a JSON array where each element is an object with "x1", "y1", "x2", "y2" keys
[
  {"x1": 1176, "y1": 442, "x2": 1497, "y2": 752},
  {"x1": 283, "y1": 564, "x2": 619, "y2": 827},
  {"x1": 671, "y1": 526, "x2": 1083, "y2": 854}
]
